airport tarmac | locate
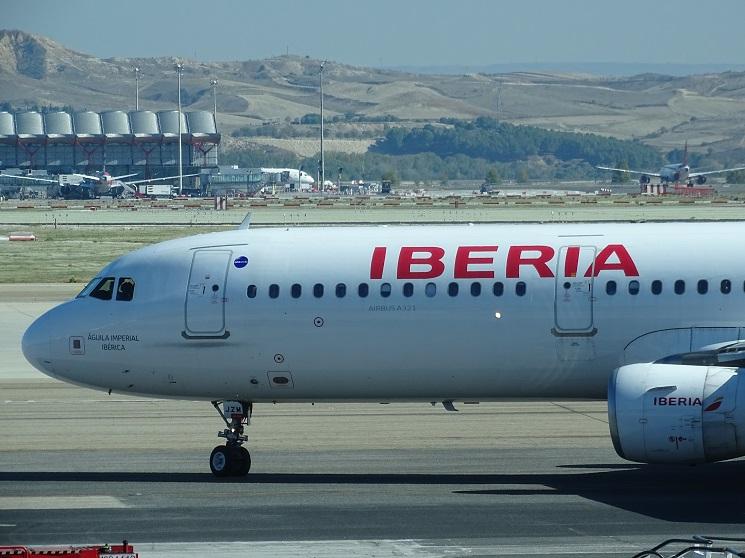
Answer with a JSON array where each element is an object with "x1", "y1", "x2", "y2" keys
[
  {"x1": 4, "y1": 198, "x2": 745, "y2": 227},
  {"x1": 2, "y1": 287, "x2": 745, "y2": 557}
]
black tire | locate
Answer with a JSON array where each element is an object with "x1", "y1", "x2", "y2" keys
[
  {"x1": 234, "y1": 446, "x2": 251, "y2": 476},
  {"x1": 210, "y1": 445, "x2": 231, "y2": 477}
]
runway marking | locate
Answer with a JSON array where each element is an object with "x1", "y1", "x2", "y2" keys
[
  {"x1": 551, "y1": 402, "x2": 609, "y2": 424},
  {"x1": 0, "y1": 496, "x2": 127, "y2": 510}
]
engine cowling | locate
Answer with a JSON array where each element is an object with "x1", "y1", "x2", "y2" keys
[
  {"x1": 639, "y1": 174, "x2": 651, "y2": 185},
  {"x1": 608, "y1": 363, "x2": 745, "y2": 464},
  {"x1": 697, "y1": 175, "x2": 707, "y2": 185}
]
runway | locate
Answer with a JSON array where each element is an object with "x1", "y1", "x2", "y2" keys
[{"x1": 2, "y1": 287, "x2": 745, "y2": 557}]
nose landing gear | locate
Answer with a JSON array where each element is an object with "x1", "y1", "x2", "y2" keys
[{"x1": 210, "y1": 400, "x2": 252, "y2": 477}]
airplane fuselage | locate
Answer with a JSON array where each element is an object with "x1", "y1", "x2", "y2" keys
[
  {"x1": 659, "y1": 163, "x2": 690, "y2": 183},
  {"x1": 23, "y1": 222, "x2": 745, "y2": 403}
]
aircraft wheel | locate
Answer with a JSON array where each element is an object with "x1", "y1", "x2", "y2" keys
[
  {"x1": 233, "y1": 446, "x2": 251, "y2": 476},
  {"x1": 210, "y1": 445, "x2": 231, "y2": 477}
]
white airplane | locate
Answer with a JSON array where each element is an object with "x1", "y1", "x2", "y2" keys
[
  {"x1": 260, "y1": 168, "x2": 315, "y2": 188},
  {"x1": 597, "y1": 143, "x2": 745, "y2": 186},
  {"x1": 22, "y1": 222, "x2": 745, "y2": 477}
]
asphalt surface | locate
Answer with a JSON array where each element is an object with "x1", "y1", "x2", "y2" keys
[{"x1": 1, "y1": 286, "x2": 744, "y2": 557}]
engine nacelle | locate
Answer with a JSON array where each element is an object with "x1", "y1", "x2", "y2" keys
[
  {"x1": 639, "y1": 174, "x2": 651, "y2": 185},
  {"x1": 608, "y1": 363, "x2": 745, "y2": 464},
  {"x1": 697, "y1": 175, "x2": 707, "y2": 185}
]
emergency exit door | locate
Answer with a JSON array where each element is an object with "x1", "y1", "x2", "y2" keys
[
  {"x1": 184, "y1": 250, "x2": 231, "y2": 338},
  {"x1": 554, "y1": 246, "x2": 596, "y2": 333}
]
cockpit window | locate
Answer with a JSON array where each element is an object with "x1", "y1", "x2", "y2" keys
[
  {"x1": 116, "y1": 277, "x2": 136, "y2": 301},
  {"x1": 76, "y1": 277, "x2": 101, "y2": 298},
  {"x1": 89, "y1": 277, "x2": 115, "y2": 300}
]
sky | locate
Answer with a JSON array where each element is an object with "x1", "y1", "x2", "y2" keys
[{"x1": 4, "y1": 0, "x2": 745, "y2": 68}]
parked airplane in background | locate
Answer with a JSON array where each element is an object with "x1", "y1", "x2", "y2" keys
[
  {"x1": 260, "y1": 168, "x2": 315, "y2": 189},
  {"x1": 22, "y1": 222, "x2": 745, "y2": 476},
  {"x1": 597, "y1": 143, "x2": 745, "y2": 185},
  {"x1": 0, "y1": 170, "x2": 199, "y2": 199}
]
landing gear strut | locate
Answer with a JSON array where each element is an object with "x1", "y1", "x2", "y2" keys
[{"x1": 210, "y1": 400, "x2": 252, "y2": 477}]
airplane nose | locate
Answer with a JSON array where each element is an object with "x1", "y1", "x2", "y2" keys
[{"x1": 22, "y1": 313, "x2": 51, "y2": 374}]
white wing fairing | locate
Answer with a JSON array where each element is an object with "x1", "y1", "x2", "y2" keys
[{"x1": 21, "y1": 222, "x2": 745, "y2": 474}]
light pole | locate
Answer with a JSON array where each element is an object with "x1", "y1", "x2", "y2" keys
[
  {"x1": 175, "y1": 62, "x2": 184, "y2": 195},
  {"x1": 134, "y1": 66, "x2": 141, "y2": 110},
  {"x1": 210, "y1": 78, "x2": 218, "y2": 165},
  {"x1": 210, "y1": 79, "x2": 218, "y2": 118},
  {"x1": 319, "y1": 60, "x2": 326, "y2": 191}
]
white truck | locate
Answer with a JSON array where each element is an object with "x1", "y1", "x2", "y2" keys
[{"x1": 141, "y1": 183, "x2": 173, "y2": 199}]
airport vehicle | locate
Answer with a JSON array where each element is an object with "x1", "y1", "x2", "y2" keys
[
  {"x1": 0, "y1": 541, "x2": 137, "y2": 557},
  {"x1": 0, "y1": 170, "x2": 198, "y2": 199},
  {"x1": 597, "y1": 143, "x2": 745, "y2": 186},
  {"x1": 142, "y1": 183, "x2": 173, "y2": 199},
  {"x1": 21, "y1": 222, "x2": 745, "y2": 476}
]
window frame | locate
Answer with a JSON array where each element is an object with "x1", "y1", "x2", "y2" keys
[
  {"x1": 335, "y1": 283, "x2": 347, "y2": 298},
  {"x1": 89, "y1": 277, "x2": 116, "y2": 301},
  {"x1": 380, "y1": 282, "x2": 392, "y2": 298},
  {"x1": 606, "y1": 280, "x2": 617, "y2": 296},
  {"x1": 651, "y1": 280, "x2": 663, "y2": 295},
  {"x1": 674, "y1": 279, "x2": 685, "y2": 295},
  {"x1": 115, "y1": 277, "x2": 135, "y2": 301}
]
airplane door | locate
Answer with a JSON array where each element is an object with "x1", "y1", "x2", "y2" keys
[
  {"x1": 184, "y1": 249, "x2": 231, "y2": 339},
  {"x1": 554, "y1": 246, "x2": 596, "y2": 334}
]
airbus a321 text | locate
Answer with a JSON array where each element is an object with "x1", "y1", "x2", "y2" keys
[{"x1": 22, "y1": 222, "x2": 745, "y2": 476}]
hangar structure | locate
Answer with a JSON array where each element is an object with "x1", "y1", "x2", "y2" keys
[{"x1": 0, "y1": 109, "x2": 220, "y2": 179}]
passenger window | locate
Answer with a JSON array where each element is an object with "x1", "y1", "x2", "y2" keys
[
  {"x1": 380, "y1": 283, "x2": 392, "y2": 298},
  {"x1": 448, "y1": 282, "x2": 459, "y2": 297},
  {"x1": 674, "y1": 280, "x2": 685, "y2": 295},
  {"x1": 606, "y1": 280, "x2": 616, "y2": 295},
  {"x1": 90, "y1": 277, "x2": 115, "y2": 300},
  {"x1": 403, "y1": 282, "x2": 414, "y2": 297},
  {"x1": 628, "y1": 280, "x2": 640, "y2": 295},
  {"x1": 313, "y1": 283, "x2": 324, "y2": 298},
  {"x1": 116, "y1": 277, "x2": 135, "y2": 301},
  {"x1": 246, "y1": 285, "x2": 257, "y2": 298},
  {"x1": 335, "y1": 283, "x2": 346, "y2": 298},
  {"x1": 470, "y1": 282, "x2": 481, "y2": 296},
  {"x1": 269, "y1": 284, "x2": 280, "y2": 299},
  {"x1": 291, "y1": 284, "x2": 302, "y2": 299},
  {"x1": 697, "y1": 280, "x2": 708, "y2": 295},
  {"x1": 493, "y1": 282, "x2": 504, "y2": 296},
  {"x1": 721, "y1": 279, "x2": 732, "y2": 294},
  {"x1": 358, "y1": 283, "x2": 369, "y2": 298},
  {"x1": 425, "y1": 282, "x2": 436, "y2": 297},
  {"x1": 76, "y1": 276, "x2": 101, "y2": 298},
  {"x1": 651, "y1": 280, "x2": 662, "y2": 295},
  {"x1": 516, "y1": 282, "x2": 526, "y2": 297}
]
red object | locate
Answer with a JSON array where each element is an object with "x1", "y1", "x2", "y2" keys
[{"x1": 0, "y1": 542, "x2": 137, "y2": 557}]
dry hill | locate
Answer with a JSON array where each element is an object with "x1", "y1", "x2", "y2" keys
[{"x1": 1, "y1": 30, "x2": 745, "y2": 158}]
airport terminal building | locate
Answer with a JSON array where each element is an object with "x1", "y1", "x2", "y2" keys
[{"x1": 0, "y1": 109, "x2": 220, "y2": 184}]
